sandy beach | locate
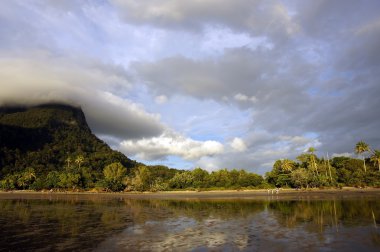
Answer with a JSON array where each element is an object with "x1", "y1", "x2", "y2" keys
[{"x1": 1, "y1": 187, "x2": 380, "y2": 200}]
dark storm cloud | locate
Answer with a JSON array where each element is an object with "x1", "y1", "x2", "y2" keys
[{"x1": 0, "y1": 53, "x2": 165, "y2": 140}]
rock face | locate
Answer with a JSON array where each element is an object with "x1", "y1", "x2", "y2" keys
[{"x1": 0, "y1": 103, "x2": 137, "y2": 177}]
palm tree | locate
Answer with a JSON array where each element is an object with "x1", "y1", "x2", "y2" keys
[
  {"x1": 24, "y1": 167, "x2": 36, "y2": 181},
  {"x1": 370, "y1": 150, "x2": 380, "y2": 172},
  {"x1": 327, "y1": 152, "x2": 333, "y2": 182},
  {"x1": 75, "y1": 155, "x2": 84, "y2": 170},
  {"x1": 281, "y1": 159, "x2": 295, "y2": 172},
  {"x1": 307, "y1": 147, "x2": 318, "y2": 175},
  {"x1": 66, "y1": 157, "x2": 72, "y2": 170},
  {"x1": 355, "y1": 141, "x2": 370, "y2": 173}
]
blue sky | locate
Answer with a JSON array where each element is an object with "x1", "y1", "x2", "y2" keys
[{"x1": 1, "y1": 0, "x2": 380, "y2": 174}]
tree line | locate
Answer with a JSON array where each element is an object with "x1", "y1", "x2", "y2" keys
[
  {"x1": 1, "y1": 141, "x2": 380, "y2": 192},
  {"x1": 0, "y1": 158, "x2": 264, "y2": 191},
  {"x1": 266, "y1": 141, "x2": 380, "y2": 188}
]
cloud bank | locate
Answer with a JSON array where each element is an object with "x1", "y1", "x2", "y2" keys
[{"x1": 0, "y1": 53, "x2": 164, "y2": 140}]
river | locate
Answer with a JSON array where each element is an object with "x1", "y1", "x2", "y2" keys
[{"x1": 0, "y1": 192, "x2": 379, "y2": 251}]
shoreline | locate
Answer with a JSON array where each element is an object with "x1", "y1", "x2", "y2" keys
[{"x1": 1, "y1": 187, "x2": 380, "y2": 200}]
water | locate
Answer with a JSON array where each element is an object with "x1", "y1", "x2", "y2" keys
[{"x1": 0, "y1": 193, "x2": 379, "y2": 251}]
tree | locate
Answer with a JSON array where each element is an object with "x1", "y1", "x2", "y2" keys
[
  {"x1": 15, "y1": 168, "x2": 36, "y2": 189},
  {"x1": 23, "y1": 167, "x2": 36, "y2": 183},
  {"x1": 370, "y1": 150, "x2": 380, "y2": 172},
  {"x1": 66, "y1": 157, "x2": 72, "y2": 170},
  {"x1": 291, "y1": 168, "x2": 309, "y2": 188},
  {"x1": 355, "y1": 141, "x2": 370, "y2": 173},
  {"x1": 209, "y1": 169, "x2": 231, "y2": 188},
  {"x1": 281, "y1": 159, "x2": 295, "y2": 173},
  {"x1": 191, "y1": 167, "x2": 209, "y2": 188},
  {"x1": 45, "y1": 171, "x2": 60, "y2": 189},
  {"x1": 0, "y1": 175, "x2": 17, "y2": 190},
  {"x1": 307, "y1": 147, "x2": 319, "y2": 175},
  {"x1": 103, "y1": 162, "x2": 127, "y2": 191},
  {"x1": 79, "y1": 167, "x2": 95, "y2": 189},
  {"x1": 75, "y1": 155, "x2": 84, "y2": 170},
  {"x1": 326, "y1": 153, "x2": 333, "y2": 183},
  {"x1": 169, "y1": 171, "x2": 194, "y2": 189},
  {"x1": 128, "y1": 165, "x2": 153, "y2": 191},
  {"x1": 58, "y1": 172, "x2": 80, "y2": 189}
]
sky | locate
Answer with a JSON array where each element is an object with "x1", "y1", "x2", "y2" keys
[{"x1": 1, "y1": 0, "x2": 380, "y2": 174}]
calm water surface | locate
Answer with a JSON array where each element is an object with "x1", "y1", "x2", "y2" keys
[{"x1": 0, "y1": 193, "x2": 379, "y2": 251}]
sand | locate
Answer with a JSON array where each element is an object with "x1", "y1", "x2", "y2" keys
[{"x1": 1, "y1": 187, "x2": 380, "y2": 200}]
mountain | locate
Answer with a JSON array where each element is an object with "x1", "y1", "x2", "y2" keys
[{"x1": 0, "y1": 103, "x2": 138, "y2": 179}]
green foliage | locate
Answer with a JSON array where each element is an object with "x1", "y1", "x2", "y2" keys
[
  {"x1": 191, "y1": 167, "x2": 209, "y2": 188},
  {"x1": 290, "y1": 168, "x2": 309, "y2": 188},
  {"x1": 169, "y1": 171, "x2": 195, "y2": 189},
  {"x1": 45, "y1": 171, "x2": 60, "y2": 189},
  {"x1": 150, "y1": 177, "x2": 169, "y2": 192},
  {"x1": 103, "y1": 162, "x2": 126, "y2": 182},
  {"x1": 0, "y1": 174, "x2": 16, "y2": 190},
  {"x1": 281, "y1": 159, "x2": 296, "y2": 173},
  {"x1": 57, "y1": 172, "x2": 80, "y2": 189},
  {"x1": 370, "y1": 150, "x2": 380, "y2": 171},
  {"x1": 267, "y1": 141, "x2": 380, "y2": 189},
  {"x1": 79, "y1": 167, "x2": 96, "y2": 189},
  {"x1": 355, "y1": 141, "x2": 370, "y2": 173},
  {"x1": 102, "y1": 162, "x2": 127, "y2": 191}
]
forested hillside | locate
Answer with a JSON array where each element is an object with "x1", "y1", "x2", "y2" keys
[{"x1": 0, "y1": 103, "x2": 138, "y2": 186}]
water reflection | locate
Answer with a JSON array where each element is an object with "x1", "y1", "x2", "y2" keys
[{"x1": 0, "y1": 194, "x2": 379, "y2": 251}]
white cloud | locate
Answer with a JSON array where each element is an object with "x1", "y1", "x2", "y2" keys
[
  {"x1": 120, "y1": 131, "x2": 224, "y2": 161},
  {"x1": 200, "y1": 26, "x2": 271, "y2": 54},
  {"x1": 233, "y1": 93, "x2": 258, "y2": 103},
  {"x1": 154, "y1": 95, "x2": 168, "y2": 104},
  {"x1": 230, "y1": 137, "x2": 247, "y2": 152},
  {"x1": 332, "y1": 152, "x2": 353, "y2": 158},
  {"x1": 234, "y1": 93, "x2": 249, "y2": 101}
]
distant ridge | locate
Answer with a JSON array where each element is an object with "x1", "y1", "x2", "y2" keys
[{"x1": 0, "y1": 103, "x2": 138, "y2": 177}]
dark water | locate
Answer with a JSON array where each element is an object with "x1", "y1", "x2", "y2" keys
[{"x1": 0, "y1": 193, "x2": 380, "y2": 251}]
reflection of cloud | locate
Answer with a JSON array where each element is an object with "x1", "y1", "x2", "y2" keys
[
  {"x1": 94, "y1": 199, "x2": 380, "y2": 251},
  {"x1": 97, "y1": 216, "x2": 249, "y2": 251}
]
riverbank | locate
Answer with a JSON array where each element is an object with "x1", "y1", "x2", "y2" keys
[{"x1": 1, "y1": 187, "x2": 380, "y2": 200}]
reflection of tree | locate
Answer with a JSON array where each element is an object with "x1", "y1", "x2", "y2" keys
[
  {"x1": 101, "y1": 209, "x2": 127, "y2": 230},
  {"x1": 371, "y1": 232, "x2": 380, "y2": 246},
  {"x1": 122, "y1": 199, "x2": 266, "y2": 223},
  {"x1": 268, "y1": 199, "x2": 380, "y2": 234},
  {"x1": 0, "y1": 197, "x2": 132, "y2": 251}
]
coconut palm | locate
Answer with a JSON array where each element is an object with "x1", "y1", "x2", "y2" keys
[
  {"x1": 24, "y1": 167, "x2": 36, "y2": 181},
  {"x1": 307, "y1": 147, "x2": 318, "y2": 175},
  {"x1": 355, "y1": 141, "x2": 370, "y2": 173},
  {"x1": 66, "y1": 157, "x2": 72, "y2": 170},
  {"x1": 75, "y1": 155, "x2": 84, "y2": 170},
  {"x1": 281, "y1": 159, "x2": 295, "y2": 172},
  {"x1": 326, "y1": 153, "x2": 333, "y2": 182},
  {"x1": 370, "y1": 150, "x2": 380, "y2": 172}
]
